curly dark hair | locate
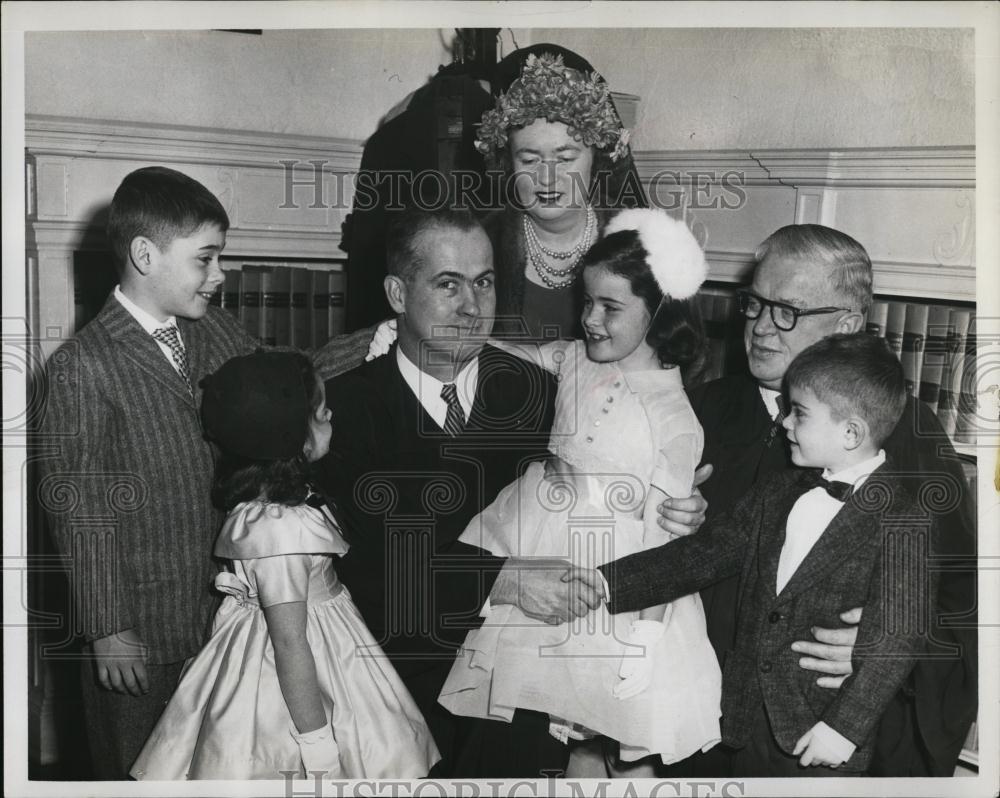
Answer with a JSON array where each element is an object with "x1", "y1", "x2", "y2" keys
[
  {"x1": 579, "y1": 229, "x2": 707, "y2": 376},
  {"x1": 210, "y1": 354, "x2": 320, "y2": 511}
]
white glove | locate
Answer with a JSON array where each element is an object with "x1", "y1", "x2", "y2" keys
[
  {"x1": 547, "y1": 715, "x2": 591, "y2": 744},
  {"x1": 365, "y1": 318, "x2": 397, "y2": 361},
  {"x1": 291, "y1": 723, "x2": 342, "y2": 777},
  {"x1": 613, "y1": 619, "x2": 665, "y2": 701}
]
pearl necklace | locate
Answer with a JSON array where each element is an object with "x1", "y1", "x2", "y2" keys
[{"x1": 523, "y1": 206, "x2": 597, "y2": 289}]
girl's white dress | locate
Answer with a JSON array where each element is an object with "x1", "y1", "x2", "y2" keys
[
  {"x1": 130, "y1": 500, "x2": 439, "y2": 780},
  {"x1": 438, "y1": 341, "x2": 721, "y2": 763}
]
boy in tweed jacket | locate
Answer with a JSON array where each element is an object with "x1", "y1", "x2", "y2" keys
[
  {"x1": 599, "y1": 333, "x2": 940, "y2": 776},
  {"x1": 36, "y1": 167, "x2": 370, "y2": 778}
]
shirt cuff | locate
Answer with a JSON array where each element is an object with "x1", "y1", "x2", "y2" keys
[
  {"x1": 597, "y1": 569, "x2": 610, "y2": 603},
  {"x1": 813, "y1": 721, "x2": 857, "y2": 763},
  {"x1": 480, "y1": 597, "x2": 492, "y2": 619}
]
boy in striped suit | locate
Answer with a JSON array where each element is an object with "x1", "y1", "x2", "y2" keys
[{"x1": 37, "y1": 167, "x2": 368, "y2": 778}]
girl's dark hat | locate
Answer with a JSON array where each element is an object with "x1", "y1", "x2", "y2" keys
[{"x1": 200, "y1": 351, "x2": 310, "y2": 460}]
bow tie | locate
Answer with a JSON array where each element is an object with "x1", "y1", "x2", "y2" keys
[{"x1": 800, "y1": 470, "x2": 854, "y2": 502}]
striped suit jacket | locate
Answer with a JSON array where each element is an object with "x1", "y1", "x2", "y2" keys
[
  {"x1": 38, "y1": 299, "x2": 258, "y2": 663},
  {"x1": 36, "y1": 295, "x2": 374, "y2": 664}
]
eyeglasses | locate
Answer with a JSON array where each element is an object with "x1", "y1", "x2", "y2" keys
[{"x1": 736, "y1": 290, "x2": 851, "y2": 332}]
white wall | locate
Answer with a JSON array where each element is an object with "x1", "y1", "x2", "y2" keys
[
  {"x1": 25, "y1": 29, "x2": 452, "y2": 141},
  {"x1": 526, "y1": 28, "x2": 975, "y2": 150},
  {"x1": 26, "y1": 28, "x2": 974, "y2": 150}
]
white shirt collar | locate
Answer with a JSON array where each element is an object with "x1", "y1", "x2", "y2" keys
[
  {"x1": 759, "y1": 386, "x2": 782, "y2": 420},
  {"x1": 114, "y1": 285, "x2": 177, "y2": 335},
  {"x1": 395, "y1": 346, "x2": 479, "y2": 428},
  {"x1": 824, "y1": 449, "x2": 887, "y2": 487}
]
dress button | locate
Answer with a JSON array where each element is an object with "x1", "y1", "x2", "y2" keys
[
  {"x1": 586, "y1": 436, "x2": 594, "y2": 443},
  {"x1": 768, "y1": 611, "x2": 781, "y2": 623},
  {"x1": 607, "y1": 396, "x2": 614, "y2": 403},
  {"x1": 614, "y1": 381, "x2": 621, "y2": 388},
  {"x1": 759, "y1": 660, "x2": 772, "y2": 673},
  {"x1": 601, "y1": 407, "x2": 609, "y2": 414},
  {"x1": 594, "y1": 420, "x2": 600, "y2": 427}
]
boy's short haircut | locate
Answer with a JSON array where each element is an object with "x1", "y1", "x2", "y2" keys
[
  {"x1": 785, "y1": 332, "x2": 906, "y2": 447},
  {"x1": 384, "y1": 206, "x2": 483, "y2": 282},
  {"x1": 107, "y1": 166, "x2": 230, "y2": 271},
  {"x1": 755, "y1": 224, "x2": 873, "y2": 317}
]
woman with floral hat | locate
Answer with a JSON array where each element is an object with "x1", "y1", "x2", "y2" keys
[{"x1": 477, "y1": 46, "x2": 647, "y2": 341}]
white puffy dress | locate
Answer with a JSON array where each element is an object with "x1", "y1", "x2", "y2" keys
[
  {"x1": 130, "y1": 500, "x2": 439, "y2": 780},
  {"x1": 438, "y1": 341, "x2": 721, "y2": 764}
]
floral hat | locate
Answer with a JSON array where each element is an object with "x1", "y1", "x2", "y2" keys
[{"x1": 475, "y1": 52, "x2": 631, "y2": 168}]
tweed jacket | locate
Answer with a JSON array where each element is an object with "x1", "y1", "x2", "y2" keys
[
  {"x1": 313, "y1": 344, "x2": 557, "y2": 683},
  {"x1": 601, "y1": 464, "x2": 939, "y2": 770},
  {"x1": 37, "y1": 299, "x2": 257, "y2": 664},
  {"x1": 686, "y1": 374, "x2": 977, "y2": 774}
]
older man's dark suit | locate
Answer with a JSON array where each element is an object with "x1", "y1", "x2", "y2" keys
[
  {"x1": 314, "y1": 343, "x2": 562, "y2": 777},
  {"x1": 602, "y1": 465, "x2": 939, "y2": 773},
  {"x1": 679, "y1": 374, "x2": 976, "y2": 775}
]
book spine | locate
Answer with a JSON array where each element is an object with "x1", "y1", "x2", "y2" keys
[
  {"x1": 290, "y1": 267, "x2": 312, "y2": 350},
  {"x1": 885, "y1": 301, "x2": 907, "y2": 360},
  {"x1": 866, "y1": 300, "x2": 889, "y2": 337},
  {"x1": 937, "y1": 309, "x2": 972, "y2": 436},
  {"x1": 918, "y1": 305, "x2": 952, "y2": 413},
  {"x1": 954, "y1": 314, "x2": 978, "y2": 444},
  {"x1": 272, "y1": 265, "x2": 292, "y2": 347},
  {"x1": 700, "y1": 290, "x2": 726, "y2": 383},
  {"x1": 327, "y1": 269, "x2": 347, "y2": 340},
  {"x1": 311, "y1": 270, "x2": 329, "y2": 349},
  {"x1": 258, "y1": 266, "x2": 278, "y2": 346},
  {"x1": 900, "y1": 303, "x2": 929, "y2": 396},
  {"x1": 240, "y1": 265, "x2": 263, "y2": 343},
  {"x1": 222, "y1": 268, "x2": 242, "y2": 318}
]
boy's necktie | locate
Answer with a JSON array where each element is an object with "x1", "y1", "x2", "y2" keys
[
  {"x1": 440, "y1": 383, "x2": 466, "y2": 436},
  {"x1": 152, "y1": 325, "x2": 193, "y2": 395}
]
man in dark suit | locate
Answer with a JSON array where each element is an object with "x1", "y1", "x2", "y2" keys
[
  {"x1": 313, "y1": 207, "x2": 601, "y2": 777},
  {"x1": 612, "y1": 224, "x2": 977, "y2": 776}
]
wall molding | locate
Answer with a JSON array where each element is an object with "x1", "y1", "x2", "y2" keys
[
  {"x1": 634, "y1": 146, "x2": 976, "y2": 188},
  {"x1": 25, "y1": 114, "x2": 362, "y2": 171}
]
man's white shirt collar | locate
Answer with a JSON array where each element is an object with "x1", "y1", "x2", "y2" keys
[
  {"x1": 395, "y1": 346, "x2": 478, "y2": 430},
  {"x1": 759, "y1": 386, "x2": 782, "y2": 420}
]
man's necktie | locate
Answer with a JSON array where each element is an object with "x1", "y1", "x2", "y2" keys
[
  {"x1": 764, "y1": 394, "x2": 787, "y2": 449},
  {"x1": 440, "y1": 383, "x2": 466, "y2": 437},
  {"x1": 152, "y1": 325, "x2": 193, "y2": 395},
  {"x1": 799, "y1": 469, "x2": 855, "y2": 502}
]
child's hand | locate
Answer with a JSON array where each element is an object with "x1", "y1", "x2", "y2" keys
[
  {"x1": 365, "y1": 318, "x2": 397, "y2": 361},
  {"x1": 613, "y1": 619, "x2": 665, "y2": 700},
  {"x1": 292, "y1": 723, "x2": 342, "y2": 778},
  {"x1": 89, "y1": 629, "x2": 149, "y2": 696},
  {"x1": 792, "y1": 722, "x2": 856, "y2": 768}
]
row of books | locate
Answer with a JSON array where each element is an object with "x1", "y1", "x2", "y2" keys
[
  {"x1": 212, "y1": 262, "x2": 347, "y2": 349},
  {"x1": 697, "y1": 287, "x2": 978, "y2": 445},
  {"x1": 866, "y1": 300, "x2": 977, "y2": 443}
]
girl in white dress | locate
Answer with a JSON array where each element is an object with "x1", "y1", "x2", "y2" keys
[
  {"x1": 131, "y1": 351, "x2": 438, "y2": 780},
  {"x1": 438, "y1": 210, "x2": 722, "y2": 777}
]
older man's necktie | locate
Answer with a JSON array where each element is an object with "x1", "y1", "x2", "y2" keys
[
  {"x1": 440, "y1": 383, "x2": 466, "y2": 436},
  {"x1": 152, "y1": 325, "x2": 193, "y2": 396}
]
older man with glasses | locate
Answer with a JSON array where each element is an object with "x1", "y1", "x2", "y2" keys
[{"x1": 604, "y1": 224, "x2": 976, "y2": 777}]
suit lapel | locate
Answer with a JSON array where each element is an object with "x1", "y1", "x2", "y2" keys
[
  {"x1": 758, "y1": 476, "x2": 808, "y2": 599},
  {"x1": 775, "y1": 492, "x2": 876, "y2": 602},
  {"x1": 99, "y1": 298, "x2": 196, "y2": 407},
  {"x1": 378, "y1": 346, "x2": 443, "y2": 445}
]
